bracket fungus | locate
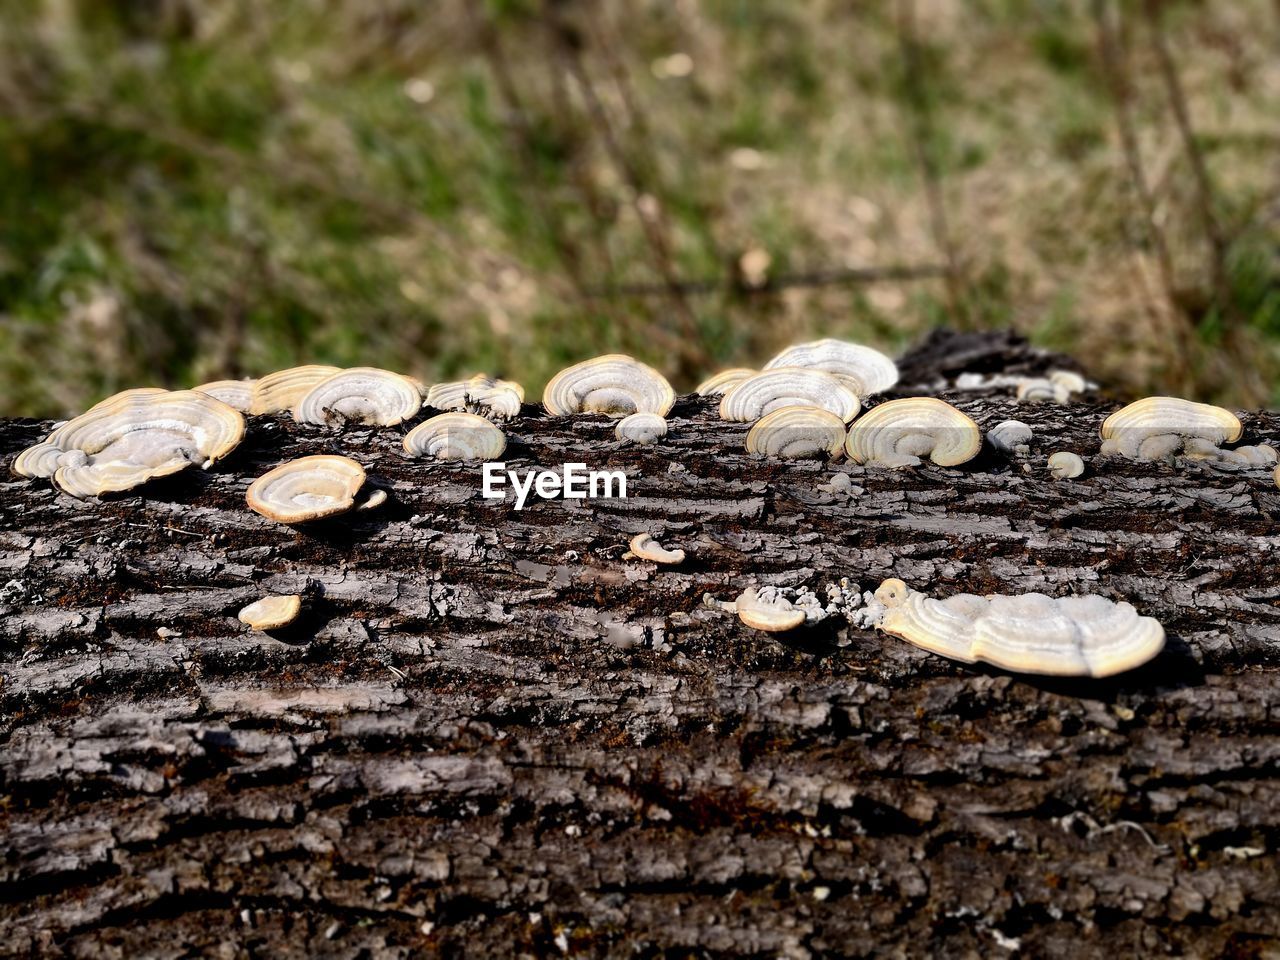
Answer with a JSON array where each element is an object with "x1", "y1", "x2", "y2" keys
[
  {"x1": 872, "y1": 578, "x2": 1165, "y2": 677},
  {"x1": 27, "y1": 390, "x2": 245, "y2": 498},
  {"x1": 615, "y1": 412, "x2": 668, "y2": 445},
  {"x1": 403, "y1": 412, "x2": 507, "y2": 461},
  {"x1": 249, "y1": 365, "x2": 342, "y2": 415},
  {"x1": 735, "y1": 588, "x2": 807, "y2": 633},
  {"x1": 745, "y1": 406, "x2": 846, "y2": 459},
  {"x1": 425, "y1": 374, "x2": 524, "y2": 420},
  {"x1": 844, "y1": 398, "x2": 982, "y2": 468},
  {"x1": 194, "y1": 379, "x2": 255, "y2": 413},
  {"x1": 628, "y1": 533, "x2": 685, "y2": 565},
  {"x1": 763, "y1": 338, "x2": 899, "y2": 396},
  {"x1": 238, "y1": 594, "x2": 303, "y2": 631},
  {"x1": 719, "y1": 368, "x2": 860, "y2": 424},
  {"x1": 1049, "y1": 370, "x2": 1087, "y2": 395},
  {"x1": 1048, "y1": 451, "x2": 1085, "y2": 479},
  {"x1": 1100, "y1": 396, "x2": 1242, "y2": 460},
  {"x1": 293, "y1": 367, "x2": 423, "y2": 427},
  {"x1": 695, "y1": 368, "x2": 755, "y2": 397},
  {"x1": 1016, "y1": 378, "x2": 1069, "y2": 404},
  {"x1": 988, "y1": 420, "x2": 1033, "y2": 456},
  {"x1": 542, "y1": 354, "x2": 675, "y2": 417},
  {"x1": 246, "y1": 455, "x2": 369, "y2": 524}
]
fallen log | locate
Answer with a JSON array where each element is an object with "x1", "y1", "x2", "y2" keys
[{"x1": 1, "y1": 332, "x2": 1277, "y2": 957}]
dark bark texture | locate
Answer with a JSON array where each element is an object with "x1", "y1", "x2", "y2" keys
[{"x1": 1, "y1": 332, "x2": 1278, "y2": 958}]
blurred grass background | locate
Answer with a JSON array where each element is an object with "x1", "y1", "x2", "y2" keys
[{"x1": 0, "y1": 0, "x2": 1277, "y2": 417}]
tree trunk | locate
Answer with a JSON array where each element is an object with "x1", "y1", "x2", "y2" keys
[{"x1": 2, "y1": 332, "x2": 1277, "y2": 958}]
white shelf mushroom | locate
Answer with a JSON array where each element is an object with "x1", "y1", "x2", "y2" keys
[
  {"x1": 403, "y1": 412, "x2": 507, "y2": 461},
  {"x1": 194, "y1": 379, "x2": 256, "y2": 413},
  {"x1": 1100, "y1": 396, "x2": 1242, "y2": 460},
  {"x1": 844, "y1": 398, "x2": 982, "y2": 468},
  {"x1": 425, "y1": 374, "x2": 524, "y2": 420},
  {"x1": 615, "y1": 412, "x2": 667, "y2": 445},
  {"x1": 246, "y1": 455, "x2": 368, "y2": 524},
  {"x1": 32, "y1": 390, "x2": 245, "y2": 499},
  {"x1": 543, "y1": 354, "x2": 675, "y2": 417},
  {"x1": 629, "y1": 533, "x2": 685, "y2": 565},
  {"x1": 11, "y1": 442, "x2": 67, "y2": 479},
  {"x1": 1016, "y1": 379, "x2": 1069, "y2": 404},
  {"x1": 988, "y1": 420, "x2": 1033, "y2": 456},
  {"x1": 238, "y1": 594, "x2": 303, "y2": 631},
  {"x1": 249, "y1": 365, "x2": 342, "y2": 415},
  {"x1": 719, "y1": 368, "x2": 860, "y2": 424},
  {"x1": 695, "y1": 368, "x2": 755, "y2": 397},
  {"x1": 735, "y1": 587, "x2": 806, "y2": 632},
  {"x1": 1049, "y1": 370, "x2": 1087, "y2": 394},
  {"x1": 745, "y1": 406, "x2": 846, "y2": 459},
  {"x1": 293, "y1": 367, "x2": 423, "y2": 427},
  {"x1": 872, "y1": 578, "x2": 1165, "y2": 677},
  {"x1": 1048, "y1": 451, "x2": 1085, "y2": 479},
  {"x1": 763, "y1": 338, "x2": 899, "y2": 395}
]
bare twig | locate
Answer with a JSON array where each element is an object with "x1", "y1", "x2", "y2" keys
[{"x1": 895, "y1": 0, "x2": 967, "y2": 328}]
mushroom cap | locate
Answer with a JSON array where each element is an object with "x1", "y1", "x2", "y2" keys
[
  {"x1": 615, "y1": 412, "x2": 668, "y2": 445},
  {"x1": 238, "y1": 594, "x2": 303, "y2": 631},
  {"x1": 1048, "y1": 451, "x2": 1085, "y2": 479},
  {"x1": 745, "y1": 405, "x2": 846, "y2": 459},
  {"x1": 194, "y1": 379, "x2": 256, "y2": 413},
  {"x1": 403, "y1": 412, "x2": 507, "y2": 461},
  {"x1": 293, "y1": 367, "x2": 423, "y2": 427},
  {"x1": 844, "y1": 397, "x2": 982, "y2": 468},
  {"x1": 763, "y1": 338, "x2": 899, "y2": 395},
  {"x1": 425, "y1": 374, "x2": 524, "y2": 420},
  {"x1": 12, "y1": 441, "x2": 67, "y2": 479},
  {"x1": 45, "y1": 388, "x2": 169, "y2": 445},
  {"x1": 1049, "y1": 370, "x2": 1087, "y2": 394},
  {"x1": 45, "y1": 390, "x2": 245, "y2": 499},
  {"x1": 542, "y1": 354, "x2": 675, "y2": 417},
  {"x1": 250, "y1": 365, "x2": 342, "y2": 415},
  {"x1": 988, "y1": 419, "x2": 1033, "y2": 454},
  {"x1": 1215, "y1": 443, "x2": 1278, "y2": 467},
  {"x1": 735, "y1": 588, "x2": 806, "y2": 632},
  {"x1": 246, "y1": 455, "x2": 367, "y2": 524},
  {"x1": 629, "y1": 533, "x2": 685, "y2": 565},
  {"x1": 1016, "y1": 378, "x2": 1069, "y2": 404},
  {"x1": 695, "y1": 368, "x2": 756, "y2": 397},
  {"x1": 873, "y1": 578, "x2": 1165, "y2": 677},
  {"x1": 1099, "y1": 396, "x2": 1243, "y2": 459},
  {"x1": 719, "y1": 368, "x2": 860, "y2": 424}
]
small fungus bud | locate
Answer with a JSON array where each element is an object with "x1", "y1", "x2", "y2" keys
[
  {"x1": 845, "y1": 398, "x2": 982, "y2": 468},
  {"x1": 988, "y1": 420, "x2": 1033, "y2": 456},
  {"x1": 238, "y1": 594, "x2": 303, "y2": 631},
  {"x1": 615, "y1": 412, "x2": 668, "y2": 445},
  {"x1": 1048, "y1": 451, "x2": 1085, "y2": 479},
  {"x1": 719, "y1": 368, "x2": 860, "y2": 424},
  {"x1": 629, "y1": 533, "x2": 685, "y2": 565}
]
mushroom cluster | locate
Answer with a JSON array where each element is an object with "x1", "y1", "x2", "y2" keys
[{"x1": 872, "y1": 578, "x2": 1165, "y2": 677}]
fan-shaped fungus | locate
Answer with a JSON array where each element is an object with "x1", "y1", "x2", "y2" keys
[
  {"x1": 11, "y1": 442, "x2": 67, "y2": 479},
  {"x1": 1049, "y1": 370, "x2": 1087, "y2": 394},
  {"x1": 250, "y1": 365, "x2": 342, "y2": 415},
  {"x1": 194, "y1": 379, "x2": 256, "y2": 412},
  {"x1": 293, "y1": 367, "x2": 423, "y2": 427},
  {"x1": 1048, "y1": 451, "x2": 1085, "y2": 479},
  {"x1": 246, "y1": 455, "x2": 367, "y2": 524},
  {"x1": 425, "y1": 374, "x2": 524, "y2": 420},
  {"x1": 238, "y1": 594, "x2": 303, "y2": 631},
  {"x1": 844, "y1": 398, "x2": 981, "y2": 468},
  {"x1": 695, "y1": 368, "x2": 756, "y2": 397},
  {"x1": 543, "y1": 354, "x2": 675, "y2": 417},
  {"x1": 745, "y1": 406, "x2": 846, "y2": 459},
  {"x1": 988, "y1": 420, "x2": 1033, "y2": 456},
  {"x1": 763, "y1": 338, "x2": 899, "y2": 395},
  {"x1": 615, "y1": 412, "x2": 667, "y2": 445},
  {"x1": 735, "y1": 588, "x2": 807, "y2": 632},
  {"x1": 872, "y1": 578, "x2": 1165, "y2": 677},
  {"x1": 403, "y1": 412, "x2": 507, "y2": 461},
  {"x1": 1016, "y1": 379, "x2": 1069, "y2": 404},
  {"x1": 1100, "y1": 397, "x2": 1242, "y2": 460},
  {"x1": 719, "y1": 368, "x2": 860, "y2": 424},
  {"x1": 40, "y1": 390, "x2": 245, "y2": 499},
  {"x1": 629, "y1": 533, "x2": 685, "y2": 565}
]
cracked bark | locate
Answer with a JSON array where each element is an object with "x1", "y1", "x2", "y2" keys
[{"x1": 1, "y1": 333, "x2": 1277, "y2": 958}]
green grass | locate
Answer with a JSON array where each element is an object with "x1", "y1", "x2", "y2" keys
[{"x1": 0, "y1": 0, "x2": 1277, "y2": 417}]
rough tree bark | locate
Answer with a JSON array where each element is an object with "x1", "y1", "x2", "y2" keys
[{"x1": 1, "y1": 332, "x2": 1277, "y2": 958}]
